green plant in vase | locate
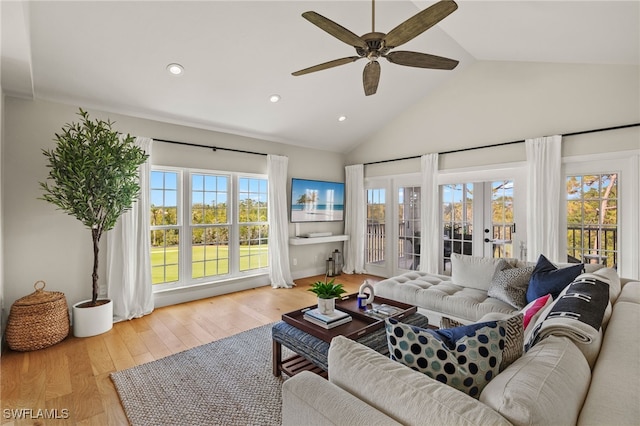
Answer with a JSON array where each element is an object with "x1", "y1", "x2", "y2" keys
[{"x1": 308, "y1": 279, "x2": 346, "y2": 314}]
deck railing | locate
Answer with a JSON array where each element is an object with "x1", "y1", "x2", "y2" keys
[
  {"x1": 567, "y1": 225, "x2": 617, "y2": 267},
  {"x1": 366, "y1": 222, "x2": 618, "y2": 268}
]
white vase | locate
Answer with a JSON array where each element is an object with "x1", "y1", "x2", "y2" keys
[
  {"x1": 72, "y1": 299, "x2": 113, "y2": 337},
  {"x1": 317, "y1": 297, "x2": 335, "y2": 315}
]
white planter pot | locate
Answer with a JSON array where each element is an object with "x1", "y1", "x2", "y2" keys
[
  {"x1": 317, "y1": 297, "x2": 336, "y2": 315},
  {"x1": 72, "y1": 299, "x2": 113, "y2": 337}
]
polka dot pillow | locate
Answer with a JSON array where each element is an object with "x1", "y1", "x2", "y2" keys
[{"x1": 385, "y1": 318, "x2": 507, "y2": 398}]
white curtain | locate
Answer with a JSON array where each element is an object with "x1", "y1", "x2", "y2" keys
[
  {"x1": 419, "y1": 153, "x2": 439, "y2": 274},
  {"x1": 267, "y1": 154, "x2": 295, "y2": 288},
  {"x1": 107, "y1": 137, "x2": 154, "y2": 322},
  {"x1": 342, "y1": 164, "x2": 366, "y2": 274},
  {"x1": 525, "y1": 135, "x2": 562, "y2": 262}
]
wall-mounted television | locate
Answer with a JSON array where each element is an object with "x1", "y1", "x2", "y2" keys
[{"x1": 290, "y1": 178, "x2": 345, "y2": 223}]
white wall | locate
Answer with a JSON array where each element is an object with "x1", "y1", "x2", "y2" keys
[
  {"x1": 2, "y1": 97, "x2": 346, "y2": 314},
  {"x1": 347, "y1": 61, "x2": 639, "y2": 172},
  {"x1": 0, "y1": 92, "x2": 5, "y2": 346}
]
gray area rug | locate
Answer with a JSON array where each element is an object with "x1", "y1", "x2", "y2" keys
[{"x1": 111, "y1": 323, "x2": 292, "y2": 426}]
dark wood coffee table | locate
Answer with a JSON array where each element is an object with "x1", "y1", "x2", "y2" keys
[{"x1": 272, "y1": 293, "x2": 430, "y2": 377}]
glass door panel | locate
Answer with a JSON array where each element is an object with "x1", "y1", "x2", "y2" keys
[
  {"x1": 441, "y1": 183, "x2": 473, "y2": 273},
  {"x1": 366, "y1": 188, "x2": 386, "y2": 267},
  {"x1": 398, "y1": 186, "x2": 421, "y2": 271},
  {"x1": 488, "y1": 180, "x2": 515, "y2": 259}
]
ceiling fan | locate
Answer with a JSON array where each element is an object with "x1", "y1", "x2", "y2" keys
[{"x1": 292, "y1": 0, "x2": 459, "y2": 96}]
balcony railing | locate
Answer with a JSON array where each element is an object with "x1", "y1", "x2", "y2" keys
[
  {"x1": 567, "y1": 225, "x2": 617, "y2": 268},
  {"x1": 366, "y1": 222, "x2": 618, "y2": 269}
]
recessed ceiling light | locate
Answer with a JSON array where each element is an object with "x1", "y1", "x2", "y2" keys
[
  {"x1": 269, "y1": 94, "x2": 281, "y2": 103},
  {"x1": 166, "y1": 63, "x2": 184, "y2": 76},
  {"x1": 338, "y1": 115, "x2": 347, "y2": 122}
]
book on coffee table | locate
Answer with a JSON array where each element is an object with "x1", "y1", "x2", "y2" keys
[
  {"x1": 303, "y1": 308, "x2": 352, "y2": 329},
  {"x1": 304, "y1": 314, "x2": 352, "y2": 329},
  {"x1": 304, "y1": 308, "x2": 350, "y2": 322}
]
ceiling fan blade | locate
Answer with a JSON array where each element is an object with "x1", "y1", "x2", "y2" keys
[
  {"x1": 363, "y1": 61, "x2": 381, "y2": 96},
  {"x1": 384, "y1": 0, "x2": 458, "y2": 48},
  {"x1": 385, "y1": 51, "x2": 458, "y2": 70},
  {"x1": 302, "y1": 11, "x2": 368, "y2": 49},
  {"x1": 292, "y1": 56, "x2": 362, "y2": 76}
]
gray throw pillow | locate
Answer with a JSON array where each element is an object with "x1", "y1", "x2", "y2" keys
[{"x1": 488, "y1": 266, "x2": 534, "y2": 309}]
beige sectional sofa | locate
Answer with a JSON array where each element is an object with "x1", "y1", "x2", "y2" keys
[{"x1": 282, "y1": 259, "x2": 640, "y2": 425}]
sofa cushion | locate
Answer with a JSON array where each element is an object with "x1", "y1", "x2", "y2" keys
[
  {"x1": 451, "y1": 254, "x2": 509, "y2": 291},
  {"x1": 488, "y1": 266, "x2": 534, "y2": 309},
  {"x1": 578, "y1": 299, "x2": 640, "y2": 425},
  {"x1": 526, "y1": 254, "x2": 583, "y2": 303},
  {"x1": 480, "y1": 335, "x2": 591, "y2": 426},
  {"x1": 385, "y1": 317, "x2": 508, "y2": 398},
  {"x1": 282, "y1": 371, "x2": 402, "y2": 426},
  {"x1": 328, "y1": 336, "x2": 511, "y2": 426},
  {"x1": 617, "y1": 281, "x2": 640, "y2": 304},
  {"x1": 374, "y1": 271, "x2": 517, "y2": 322}
]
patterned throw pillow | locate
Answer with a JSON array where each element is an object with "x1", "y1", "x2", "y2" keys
[
  {"x1": 385, "y1": 318, "x2": 507, "y2": 398},
  {"x1": 488, "y1": 266, "x2": 535, "y2": 309},
  {"x1": 500, "y1": 313, "x2": 524, "y2": 370}
]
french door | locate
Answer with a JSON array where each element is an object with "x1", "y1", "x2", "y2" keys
[
  {"x1": 365, "y1": 171, "x2": 522, "y2": 278},
  {"x1": 441, "y1": 180, "x2": 517, "y2": 274},
  {"x1": 365, "y1": 177, "x2": 423, "y2": 277}
]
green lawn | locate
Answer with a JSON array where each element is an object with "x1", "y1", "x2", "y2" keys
[{"x1": 151, "y1": 245, "x2": 268, "y2": 284}]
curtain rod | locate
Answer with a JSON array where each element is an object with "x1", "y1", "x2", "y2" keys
[
  {"x1": 153, "y1": 138, "x2": 268, "y2": 157},
  {"x1": 363, "y1": 122, "x2": 640, "y2": 166}
]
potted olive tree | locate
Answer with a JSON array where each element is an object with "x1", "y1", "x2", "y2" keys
[
  {"x1": 40, "y1": 108, "x2": 148, "y2": 337},
  {"x1": 308, "y1": 278, "x2": 346, "y2": 314}
]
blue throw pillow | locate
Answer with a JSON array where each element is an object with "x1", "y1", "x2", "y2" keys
[{"x1": 526, "y1": 255, "x2": 583, "y2": 303}]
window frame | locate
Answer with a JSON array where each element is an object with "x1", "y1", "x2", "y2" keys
[
  {"x1": 151, "y1": 166, "x2": 269, "y2": 292},
  {"x1": 150, "y1": 167, "x2": 183, "y2": 289},
  {"x1": 562, "y1": 151, "x2": 639, "y2": 279}
]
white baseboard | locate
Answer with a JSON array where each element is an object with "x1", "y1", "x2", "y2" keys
[{"x1": 153, "y1": 274, "x2": 271, "y2": 308}]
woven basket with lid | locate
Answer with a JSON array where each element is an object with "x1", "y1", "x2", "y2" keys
[{"x1": 6, "y1": 281, "x2": 70, "y2": 351}]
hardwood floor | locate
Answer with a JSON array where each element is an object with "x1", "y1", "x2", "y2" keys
[{"x1": 1, "y1": 274, "x2": 381, "y2": 425}]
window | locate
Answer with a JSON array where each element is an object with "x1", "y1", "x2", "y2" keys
[
  {"x1": 238, "y1": 177, "x2": 269, "y2": 271},
  {"x1": 566, "y1": 173, "x2": 618, "y2": 268},
  {"x1": 191, "y1": 174, "x2": 229, "y2": 278},
  {"x1": 150, "y1": 170, "x2": 180, "y2": 284},
  {"x1": 151, "y1": 168, "x2": 268, "y2": 290}
]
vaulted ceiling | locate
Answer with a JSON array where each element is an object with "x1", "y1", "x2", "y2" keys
[{"x1": 2, "y1": 1, "x2": 638, "y2": 152}]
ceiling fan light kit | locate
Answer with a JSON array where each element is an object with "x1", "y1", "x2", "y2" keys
[{"x1": 292, "y1": 0, "x2": 460, "y2": 96}]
